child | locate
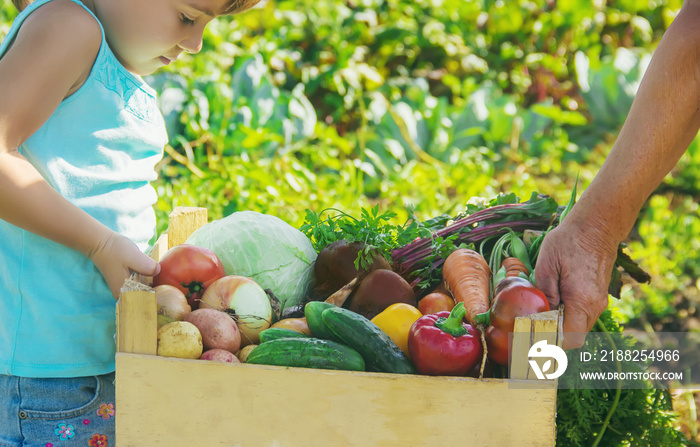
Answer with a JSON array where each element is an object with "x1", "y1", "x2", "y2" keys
[{"x1": 0, "y1": 0, "x2": 259, "y2": 444}]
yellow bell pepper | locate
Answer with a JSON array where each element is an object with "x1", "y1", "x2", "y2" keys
[{"x1": 371, "y1": 303, "x2": 423, "y2": 357}]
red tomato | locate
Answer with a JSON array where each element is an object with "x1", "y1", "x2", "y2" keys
[
  {"x1": 418, "y1": 292, "x2": 455, "y2": 315},
  {"x1": 484, "y1": 276, "x2": 550, "y2": 365},
  {"x1": 153, "y1": 244, "x2": 226, "y2": 309}
]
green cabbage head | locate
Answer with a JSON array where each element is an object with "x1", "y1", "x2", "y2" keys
[{"x1": 185, "y1": 211, "x2": 317, "y2": 311}]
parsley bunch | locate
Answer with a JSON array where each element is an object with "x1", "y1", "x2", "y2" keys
[{"x1": 299, "y1": 205, "x2": 430, "y2": 271}]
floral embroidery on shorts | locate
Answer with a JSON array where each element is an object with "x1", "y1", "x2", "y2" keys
[
  {"x1": 88, "y1": 433, "x2": 108, "y2": 447},
  {"x1": 45, "y1": 443, "x2": 54, "y2": 447},
  {"x1": 54, "y1": 423, "x2": 75, "y2": 440},
  {"x1": 96, "y1": 403, "x2": 115, "y2": 420},
  {"x1": 83, "y1": 418, "x2": 91, "y2": 425}
]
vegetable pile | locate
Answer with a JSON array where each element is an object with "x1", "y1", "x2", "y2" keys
[
  {"x1": 152, "y1": 192, "x2": 651, "y2": 371},
  {"x1": 149, "y1": 194, "x2": 688, "y2": 445}
]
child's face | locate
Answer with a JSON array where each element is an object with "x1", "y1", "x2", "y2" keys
[{"x1": 89, "y1": 0, "x2": 231, "y2": 75}]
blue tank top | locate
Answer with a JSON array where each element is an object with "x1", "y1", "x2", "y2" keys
[{"x1": 0, "y1": 0, "x2": 167, "y2": 377}]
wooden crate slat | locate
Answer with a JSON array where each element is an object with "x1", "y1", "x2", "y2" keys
[
  {"x1": 116, "y1": 353, "x2": 557, "y2": 446},
  {"x1": 148, "y1": 233, "x2": 169, "y2": 262}
]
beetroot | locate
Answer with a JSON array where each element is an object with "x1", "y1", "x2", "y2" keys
[
  {"x1": 313, "y1": 240, "x2": 391, "y2": 299},
  {"x1": 347, "y1": 269, "x2": 417, "y2": 319}
]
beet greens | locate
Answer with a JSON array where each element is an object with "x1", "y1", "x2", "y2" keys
[
  {"x1": 391, "y1": 193, "x2": 558, "y2": 288},
  {"x1": 300, "y1": 191, "x2": 649, "y2": 294}
]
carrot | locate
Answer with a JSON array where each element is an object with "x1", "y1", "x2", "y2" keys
[
  {"x1": 442, "y1": 248, "x2": 491, "y2": 325},
  {"x1": 501, "y1": 256, "x2": 529, "y2": 278}
]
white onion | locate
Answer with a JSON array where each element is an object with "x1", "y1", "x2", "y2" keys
[
  {"x1": 199, "y1": 275, "x2": 272, "y2": 345},
  {"x1": 155, "y1": 284, "x2": 192, "y2": 321}
]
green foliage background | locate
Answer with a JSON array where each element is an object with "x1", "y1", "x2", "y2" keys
[
  {"x1": 2, "y1": 0, "x2": 699, "y2": 444},
  {"x1": 163, "y1": 0, "x2": 697, "y2": 335}
]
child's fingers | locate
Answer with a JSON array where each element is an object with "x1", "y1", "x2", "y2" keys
[
  {"x1": 128, "y1": 252, "x2": 159, "y2": 277},
  {"x1": 89, "y1": 231, "x2": 158, "y2": 298}
]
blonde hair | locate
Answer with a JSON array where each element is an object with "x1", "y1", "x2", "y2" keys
[
  {"x1": 223, "y1": 0, "x2": 262, "y2": 15},
  {"x1": 14, "y1": 0, "x2": 260, "y2": 14},
  {"x1": 12, "y1": 0, "x2": 31, "y2": 11}
]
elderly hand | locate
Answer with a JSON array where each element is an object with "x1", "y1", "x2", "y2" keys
[{"x1": 534, "y1": 218, "x2": 619, "y2": 349}]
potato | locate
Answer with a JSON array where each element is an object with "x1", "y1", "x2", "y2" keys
[
  {"x1": 157, "y1": 321, "x2": 203, "y2": 359},
  {"x1": 236, "y1": 344, "x2": 258, "y2": 363},
  {"x1": 270, "y1": 317, "x2": 312, "y2": 335},
  {"x1": 183, "y1": 308, "x2": 241, "y2": 354},
  {"x1": 200, "y1": 348, "x2": 240, "y2": 363}
]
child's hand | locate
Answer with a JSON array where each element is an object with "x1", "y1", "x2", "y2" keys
[{"x1": 88, "y1": 231, "x2": 160, "y2": 299}]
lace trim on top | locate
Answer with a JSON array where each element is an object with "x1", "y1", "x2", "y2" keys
[{"x1": 93, "y1": 46, "x2": 160, "y2": 124}]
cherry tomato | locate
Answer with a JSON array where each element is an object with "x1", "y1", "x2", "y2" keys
[
  {"x1": 153, "y1": 244, "x2": 226, "y2": 309},
  {"x1": 418, "y1": 292, "x2": 455, "y2": 315}
]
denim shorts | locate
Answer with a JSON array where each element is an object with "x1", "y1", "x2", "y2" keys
[{"x1": 0, "y1": 373, "x2": 115, "y2": 447}]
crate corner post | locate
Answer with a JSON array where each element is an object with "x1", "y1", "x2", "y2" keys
[
  {"x1": 116, "y1": 281, "x2": 157, "y2": 355},
  {"x1": 165, "y1": 206, "x2": 208, "y2": 248},
  {"x1": 509, "y1": 307, "x2": 564, "y2": 446}
]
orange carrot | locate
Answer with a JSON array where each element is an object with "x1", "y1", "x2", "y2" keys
[
  {"x1": 442, "y1": 248, "x2": 491, "y2": 325},
  {"x1": 501, "y1": 257, "x2": 529, "y2": 278}
]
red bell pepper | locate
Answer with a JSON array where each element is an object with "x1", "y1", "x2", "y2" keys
[
  {"x1": 473, "y1": 276, "x2": 550, "y2": 365},
  {"x1": 407, "y1": 302, "x2": 483, "y2": 376}
]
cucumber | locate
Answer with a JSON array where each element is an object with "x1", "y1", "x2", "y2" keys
[
  {"x1": 258, "y1": 327, "x2": 311, "y2": 344},
  {"x1": 304, "y1": 301, "x2": 341, "y2": 341},
  {"x1": 321, "y1": 306, "x2": 416, "y2": 374},
  {"x1": 245, "y1": 337, "x2": 365, "y2": 371}
]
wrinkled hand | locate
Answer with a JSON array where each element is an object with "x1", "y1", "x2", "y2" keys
[
  {"x1": 88, "y1": 231, "x2": 160, "y2": 299},
  {"x1": 534, "y1": 220, "x2": 619, "y2": 349}
]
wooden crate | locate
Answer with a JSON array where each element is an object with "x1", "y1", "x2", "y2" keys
[{"x1": 115, "y1": 207, "x2": 562, "y2": 446}]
